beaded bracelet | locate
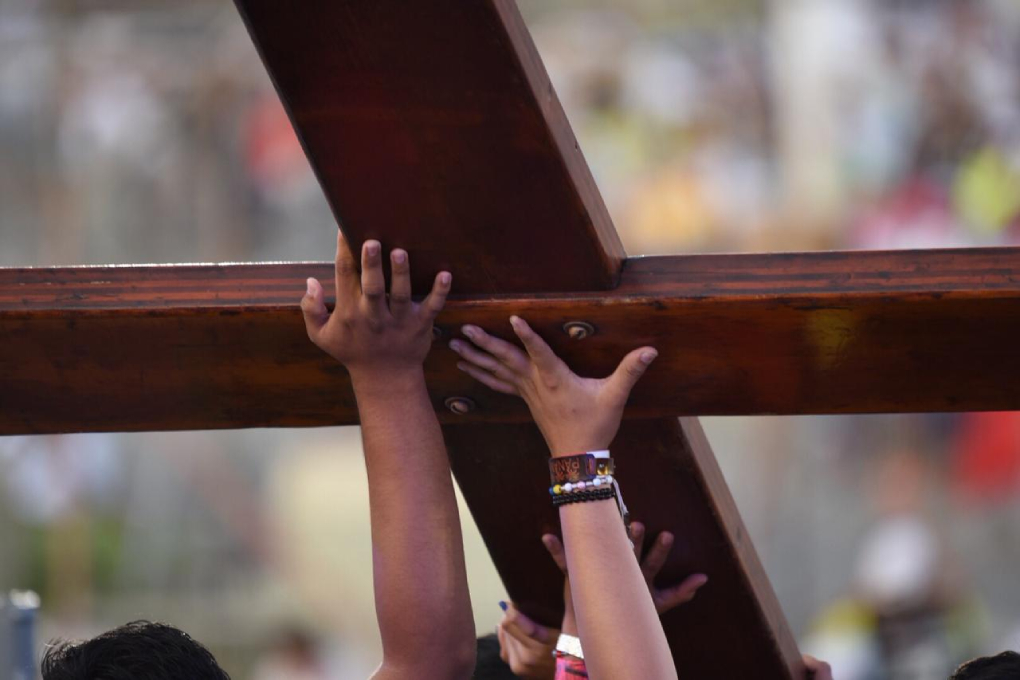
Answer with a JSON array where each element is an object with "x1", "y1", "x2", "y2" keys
[
  {"x1": 548, "y1": 451, "x2": 632, "y2": 541},
  {"x1": 549, "y1": 475, "x2": 614, "y2": 497}
]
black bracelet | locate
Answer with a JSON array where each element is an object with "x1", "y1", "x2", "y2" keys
[{"x1": 552, "y1": 487, "x2": 615, "y2": 507}]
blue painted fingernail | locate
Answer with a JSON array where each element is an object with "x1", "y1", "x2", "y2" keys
[{"x1": 498, "y1": 600, "x2": 508, "y2": 612}]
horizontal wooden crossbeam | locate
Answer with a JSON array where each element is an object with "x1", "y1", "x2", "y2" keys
[{"x1": 3, "y1": 246, "x2": 1018, "y2": 435}]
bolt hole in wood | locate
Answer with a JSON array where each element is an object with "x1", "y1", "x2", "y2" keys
[
  {"x1": 563, "y1": 321, "x2": 595, "y2": 340},
  {"x1": 444, "y1": 396, "x2": 476, "y2": 415}
]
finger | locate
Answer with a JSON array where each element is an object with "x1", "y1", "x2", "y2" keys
[
  {"x1": 606, "y1": 346, "x2": 658, "y2": 405},
  {"x1": 504, "y1": 607, "x2": 556, "y2": 646},
  {"x1": 640, "y1": 531, "x2": 674, "y2": 582},
  {"x1": 497, "y1": 623, "x2": 509, "y2": 664},
  {"x1": 630, "y1": 521, "x2": 646, "y2": 562},
  {"x1": 654, "y1": 573, "x2": 708, "y2": 614},
  {"x1": 389, "y1": 249, "x2": 412, "y2": 317},
  {"x1": 450, "y1": 339, "x2": 519, "y2": 383},
  {"x1": 509, "y1": 316, "x2": 562, "y2": 374},
  {"x1": 462, "y1": 324, "x2": 530, "y2": 374},
  {"x1": 541, "y1": 533, "x2": 568, "y2": 573},
  {"x1": 502, "y1": 634, "x2": 522, "y2": 673},
  {"x1": 421, "y1": 271, "x2": 452, "y2": 319},
  {"x1": 457, "y1": 362, "x2": 518, "y2": 395},
  {"x1": 300, "y1": 278, "x2": 329, "y2": 344},
  {"x1": 334, "y1": 230, "x2": 359, "y2": 299},
  {"x1": 360, "y1": 240, "x2": 386, "y2": 314},
  {"x1": 802, "y1": 654, "x2": 833, "y2": 680},
  {"x1": 503, "y1": 634, "x2": 539, "y2": 677}
]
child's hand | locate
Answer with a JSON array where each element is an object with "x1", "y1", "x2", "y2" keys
[
  {"x1": 542, "y1": 522, "x2": 708, "y2": 617},
  {"x1": 301, "y1": 231, "x2": 450, "y2": 383},
  {"x1": 496, "y1": 603, "x2": 559, "y2": 680},
  {"x1": 450, "y1": 316, "x2": 656, "y2": 456}
]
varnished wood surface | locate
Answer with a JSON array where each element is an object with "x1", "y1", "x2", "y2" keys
[
  {"x1": 445, "y1": 418, "x2": 803, "y2": 679},
  {"x1": 2, "y1": 248, "x2": 1018, "y2": 434},
  {"x1": 233, "y1": 0, "x2": 624, "y2": 294}
]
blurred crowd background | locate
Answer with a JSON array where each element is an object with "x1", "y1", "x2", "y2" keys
[{"x1": 1, "y1": 0, "x2": 1019, "y2": 678}]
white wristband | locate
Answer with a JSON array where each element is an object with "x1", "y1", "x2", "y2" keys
[{"x1": 555, "y1": 633, "x2": 584, "y2": 660}]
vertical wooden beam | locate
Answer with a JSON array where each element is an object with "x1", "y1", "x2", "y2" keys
[
  {"x1": 234, "y1": 0, "x2": 624, "y2": 294},
  {"x1": 445, "y1": 418, "x2": 804, "y2": 678}
]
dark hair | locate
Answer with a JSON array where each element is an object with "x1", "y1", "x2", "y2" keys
[
  {"x1": 950, "y1": 651, "x2": 1020, "y2": 680},
  {"x1": 473, "y1": 633, "x2": 519, "y2": 680},
  {"x1": 41, "y1": 620, "x2": 230, "y2": 680}
]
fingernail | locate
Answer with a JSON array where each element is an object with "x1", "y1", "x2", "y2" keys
[
  {"x1": 661, "y1": 533, "x2": 673, "y2": 545},
  {"x1": 440, "y1": 272, "x2": 451, "y2": 285},
  {"x1": 509, "y1": 315, "x2": 520, "y2": 328},
  {"x1": 305, "y1": 278, "x2": 314, "y2": 297},
  {"x1": 462, "y1": 325, "x2": 477, "y2": 338},
  {"x1": 366, "y1": 241, "x2": 379, "y2": 256},
  {"x1": 498, "y1": 601, "x2": 508, "y2": 612},
  {"x1": 393, "y1": 250, "x2": 406, "y2": 264},
  {"x1": 641, "y1": 350, "x2": 658, "y2": 364},
  {"x1": 456, "y1": 362, "x2": 469, "y2": 372},
  {"x1": 449, "y1": 340, "x2": 461, "y2": 351}
]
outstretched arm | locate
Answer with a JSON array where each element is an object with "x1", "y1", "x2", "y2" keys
[
  {"x1": 302, "y1": 233, "x2": 474, "y2": 680},
  {"x1": 451, "y1": 317, "x2": 675, "y2": 680},
  {"x1": 497, "y1": 522, "x2": 707, "y2": 680}
]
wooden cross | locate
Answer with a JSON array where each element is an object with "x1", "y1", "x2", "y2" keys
[{"x1": 3, "y1": 2, "x2": 1019, "y2": 677}]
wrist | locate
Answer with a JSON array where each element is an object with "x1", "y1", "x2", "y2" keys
[
  {"x1": 548, "y1": 441, "x2": 610, "y2": 458},
  {"x1": 349, "y1": 365, "x2": 426, "y2": 398}
]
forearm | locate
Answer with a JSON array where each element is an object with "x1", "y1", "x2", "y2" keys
[
  {"x1": 560, "y1": 501, "x2": 677, "y2": 680},
  {"x1": 354, "y1": 369, "x2": 475, "y2": 676}
]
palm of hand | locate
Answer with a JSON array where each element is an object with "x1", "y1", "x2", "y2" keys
[{"x1": 451, "y1": 315, "x2": 657, "y2": 456}]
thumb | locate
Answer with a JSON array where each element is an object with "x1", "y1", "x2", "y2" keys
[
  {"x1": 606, "y1": 346, "x2": 657, "y2": 402},
  {"x1": 301, "y1": 277, "x2": 329, "y2": 343}
]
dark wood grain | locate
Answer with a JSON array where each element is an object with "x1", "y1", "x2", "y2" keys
[
  {"x1": 445, "y1": 418, "x2": 803, "y2": 678},
  {"x1": 233, "y1": 0, "x2": 624, "y2": 294},
  {"x1": 3, "y1": 248, "x2": 1018, "y2": 434}
]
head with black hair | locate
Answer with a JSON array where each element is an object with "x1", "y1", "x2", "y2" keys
[
  {"x1": 950, "y1": 651, "x2": 1020, "y2": 680},
  {"x1": 41, "y1": 620, "x2": 230, "y2": 680}
]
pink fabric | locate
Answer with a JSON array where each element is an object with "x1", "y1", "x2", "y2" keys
[{"x1": 555, "y1": 655, "x2": 588, "y2": 678}]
